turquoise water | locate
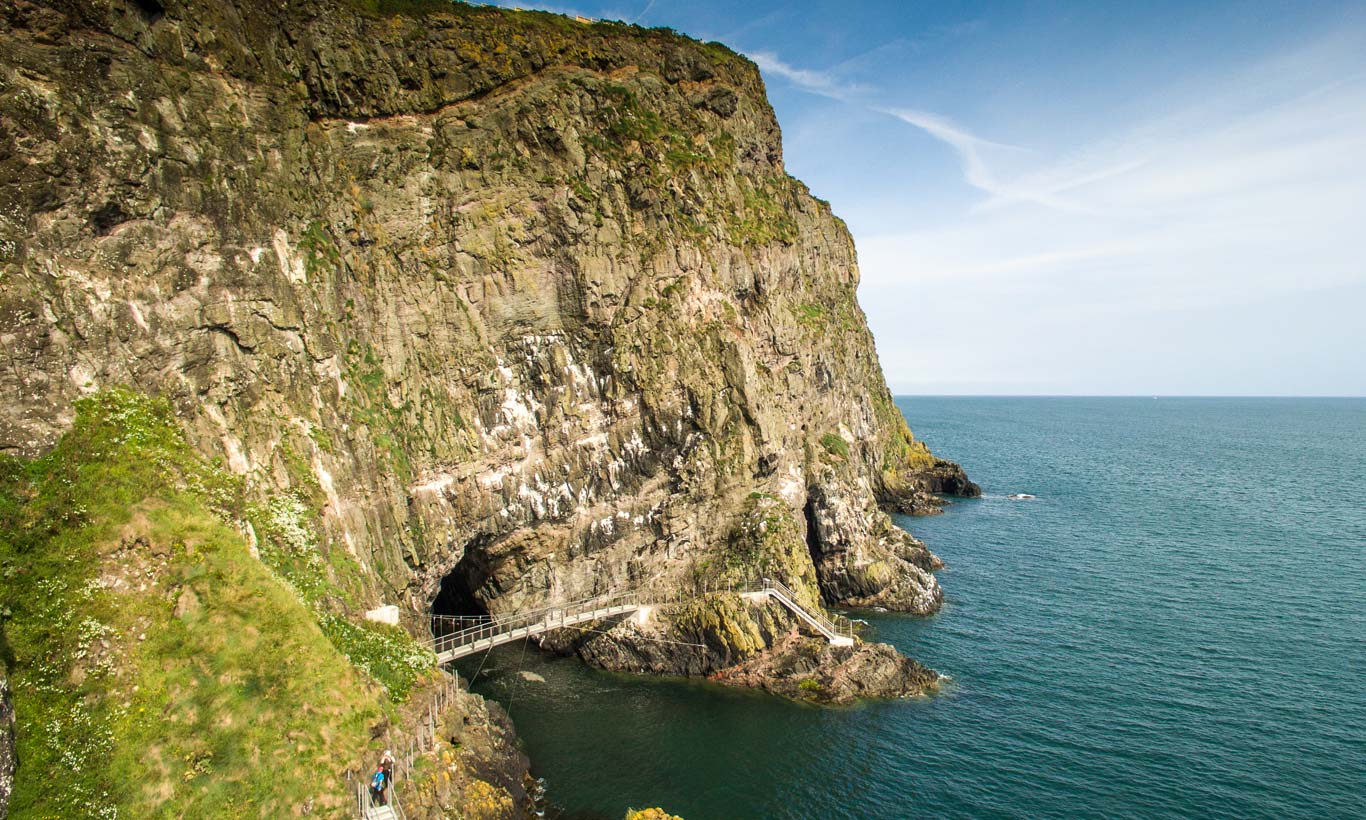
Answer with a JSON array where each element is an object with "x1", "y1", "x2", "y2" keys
[{"x1": 458, "y1": 397, "x2": 1366, "y2": 819}]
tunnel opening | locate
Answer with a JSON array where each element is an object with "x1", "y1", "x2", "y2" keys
[
  {"x1": 132, "y1": 0, "x2": 165, "y2": 24},
  {"x1": 433, "y1": 550, "x2": 491, "y2": 618},
  {"x1": 432, "y1": 542, "x2": 494, "y2": 643},
  {"x1": 803, "y1": 496, "x2": 832, "y2": 604}
]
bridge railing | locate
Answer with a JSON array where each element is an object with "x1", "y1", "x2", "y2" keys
[
  {"x1": 428, "y1": 575, "x2": 855, "y2": 658},
  {"x1": 429, "y1": 589, "x2": 643, "y2": 657}
]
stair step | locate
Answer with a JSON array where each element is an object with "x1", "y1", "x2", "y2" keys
[{"x1": 365, "y1": 807, "x2": 397, "y2": 820}]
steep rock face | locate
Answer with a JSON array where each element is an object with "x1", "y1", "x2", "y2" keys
[{"x1": 0, "y1": 0, "x2": 972, "y2": 639}]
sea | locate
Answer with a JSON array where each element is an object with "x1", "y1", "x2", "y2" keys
[{"x1": 456, "y1": 397, "x2": 1366, "y2": 820}]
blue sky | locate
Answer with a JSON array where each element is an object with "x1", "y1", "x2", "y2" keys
[{"x1": 484, "y1": 1, "x2": 1366, "y2": 395}]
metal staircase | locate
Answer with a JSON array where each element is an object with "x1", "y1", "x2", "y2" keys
[{"x1": 758, "y1": 578, "x2": 855, "y2": 645}]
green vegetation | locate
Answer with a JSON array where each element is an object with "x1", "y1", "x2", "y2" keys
[
  {"x1": 582, "y1": 81, "x2": 718, "y2": 176},
  {"x1": 790, "y1": 292, "x2": 865, "y2": 336},
  {"x1": 726, "y1": 178, "x2": 800, "y2": 246},
  {"x1": 0, "y1": 390, "x2": 431, "y2": 819},
  {"x1": 689, "y1": 493, "x2": 822, "y2": 608},
  {"x1": 343, "y1": 340, "x2": 417, "y2": 483},
  {"x1": 307, "y1": 421, "x2": 335, "y2": 454},
  {"x1": 298, "y1": 219, "x2": 340, "y2": 279},
  {"x1": 250, "y1": 486, "x2": 431, "y2": 700},
  {"x1": 798, "y1": 678, "x2": 825, "y2": 694},
  {"x1": 793, "y1": 302, "x2": 826, "y2": 330},
  {"x1": 277, "y1": 434, "x2": 325, "y2": 509},
  {"x1": 670, "y1": 594, "x2": 768, "y2": 656},
  {"x1": 820, "y1": 432, "x2": 851, "y2": 460},
  {"x1": 345, "y1": 0, "x2": 456, "y2": 15},
  {"x1": 869, "y1": 391, "x2": 935, "y2": 484}
]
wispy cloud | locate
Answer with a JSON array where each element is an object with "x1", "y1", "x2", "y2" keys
[
  {"x1": 754, "y1": 55, "x2": 1125, "y2": 212},
  {"x1": 874, "y1": 107, "x2": 1099, "y2": 211},
  {"x1": 628, "y1": 0, "x2": 656, "y2": 24},
  {"x1": 746, "y1": 51, "x2": 869, "y2": 100}
]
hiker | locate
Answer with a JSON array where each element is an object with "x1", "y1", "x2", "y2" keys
[
  {"x1": 380, "y1": 749, "x2": 395, "y2": 786},
  {"x1": 369, "y1": 765, "x2": 387, "y2": 806}
]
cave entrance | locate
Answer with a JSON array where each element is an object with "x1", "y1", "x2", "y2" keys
[
  {"x1": 132, "y1": 0, "x2": 165, "y2": 24},
  {"x1": 431, "y1": 545, "x2": 491, "y2": 640},
  {"x1": 803, "y1": 497, "x2": 823, "y2": 569},
  {"x1": 803, "y1": 496, "x2": 833, "y2": 605}
]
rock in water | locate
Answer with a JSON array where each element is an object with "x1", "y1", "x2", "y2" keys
[
  {"x1": 518, "y1": 671, "x2": 547, "y2": 683},
  {"x1": 708, "y1": 632, "x2": 941, "y2": 704}
]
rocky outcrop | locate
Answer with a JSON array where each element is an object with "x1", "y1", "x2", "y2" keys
[
  {"x1": 710, "y1": 632, "x2": 940, "y2": 703},
  {"x1": 626, "y1": 809, "x2": 684, "y2": 820},
  {"x1": 536, "y1": 593, "x2": 936, "y2": 702},
  {"x1": 805, "y1": 479, "x2": 946, "y2": 613},
  {"x1": 1, "y1": 670, "x2": 13, "y2": 820},
  {"x1": 880, "y1": 457, "x2": 982, "y2": 515},
  {"x1": 538, "y1": 593, "x2": 797, "y2": 677}
]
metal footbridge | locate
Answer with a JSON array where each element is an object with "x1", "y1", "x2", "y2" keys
[{"x1": 429, "y1": 578, "x2": 854, "y2": 664}]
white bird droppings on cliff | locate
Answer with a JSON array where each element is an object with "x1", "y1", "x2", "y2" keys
[
  {"x1": 271, "y1": 228, "x2": 306, "y2": 283},
  {"x1": 128, "y1": 300, "x2": 149, "y2": 331},
  {"x1": 779, "y1": 466, "x2": 805, "y2": 504}
]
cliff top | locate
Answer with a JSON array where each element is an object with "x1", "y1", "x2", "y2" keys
[{"x1": 11, "y1": 0, "x2": 765, "y2": 121}]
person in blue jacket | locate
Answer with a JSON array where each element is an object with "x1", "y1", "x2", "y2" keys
[{"x1": 369, "y1": 765, "x2": 387, "y2": 806}]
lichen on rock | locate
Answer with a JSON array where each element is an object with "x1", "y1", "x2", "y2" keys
[
  {"x1": 0, "y1": 0, "x2": 971, "y2": 630},
  {"x1": 626, "y1": 809, "x2": 684, "y2": 820}
]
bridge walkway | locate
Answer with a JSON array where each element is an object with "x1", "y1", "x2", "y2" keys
[{"x1": 429, "y1": 579, "x2": 854, "y2": 665}]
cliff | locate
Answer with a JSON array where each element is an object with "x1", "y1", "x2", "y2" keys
[{"x1": 0, "y1": 0, "x2": 976, "y2": 817}]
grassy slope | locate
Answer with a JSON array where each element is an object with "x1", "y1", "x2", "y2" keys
[{"x1": 0, "y1": 391, "x2": 431, "y2": 819}]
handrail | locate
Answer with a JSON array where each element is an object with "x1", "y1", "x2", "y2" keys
[
  {"x1": 760, "y1": 577, "x2": 854, "y2": 640},
  {"x1": 429, "y1": 590, "x2": 644, "y2": 657},
  {"x1": 432, "y1": 592, "x2": 621, "y2": 650},
  {"x1": 356, "y1": 778, "x2": 404, "y2": 820},
  {"x1": 427, "y1": 577, "x2": 854, "y2": 663}
]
